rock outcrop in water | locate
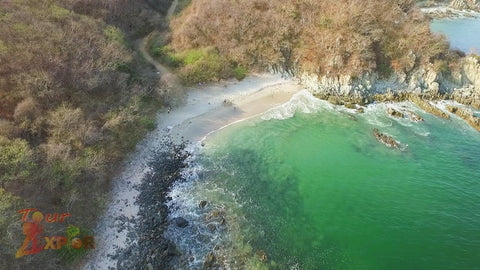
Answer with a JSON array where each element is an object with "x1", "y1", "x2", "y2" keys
[
  {"x1": 387, "y1": 108, "x2": 405, "y2": 118},
  {"x1": 386, "y1": 107, "x2": 424, "y2": 122},
  {"x1": 446, "y1": 105, "x2": 480, "y2": 131},
  {"x1": 373, "y1": 129, "x2": 400, "y2": 149}
]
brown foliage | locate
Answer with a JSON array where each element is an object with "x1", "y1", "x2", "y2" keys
[
  {"x1": 0, "y1": 2, "x2": 168, "y2": 268},
  {"x1": 171, "y1": 0, "x2": 450, "y2": 76}
]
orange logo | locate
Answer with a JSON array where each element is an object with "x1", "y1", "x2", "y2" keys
[{"x1": 15, "y1": 208, "x2": 95, "y2": 258}]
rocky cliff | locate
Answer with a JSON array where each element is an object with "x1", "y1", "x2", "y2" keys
[
  {"x1": 450, "y1": 0, "x2": 480, "y2": 11},
  {"x1": 300, "y1": 55, "x2": 480, "y2": 109}
]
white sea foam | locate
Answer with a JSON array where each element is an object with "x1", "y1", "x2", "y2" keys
[
  {"x1": 165, "y1": 148, "x2": 251, "y2": 269},
  {"x1": 261, "y1": 90, "x2": 328, "y2": 120}
]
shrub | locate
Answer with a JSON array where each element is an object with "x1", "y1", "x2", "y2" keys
[
  {"x1": 48, "y1": 105, "x2": 98, "y2": 150},
  {"x1": 0, "y1": 40, "x2": 7, "y2": 56},
  {"x1": 139, "y1": 117, "x2": 156, "y2": 131},
  {"x1": 233, "y1": 66, "x2": 248, "y2": 81},
  {"x1": 433, "y1": 59, "x2": 450, "y2": 74},
  {"x1": 50, "y1": 4, "x2": 71, "y2": 21},
  {"x1": 0, "y1": 188, "x2": 23, "y2": 260},
  {"x1": 0, "y1": 136, "x2": 35, "y2": 188},
  {"x1": 104, "y1": 25, "x2": 126, "y2": 46},
  {"x1": 152, "y1": 46, "x2": 182, "y2": 67},
  {"x1": 0, "y1": 119, "x2": 19, "y2": 139},
  {"x1": 177, "y1": 47, "x2": 234, "y2": 84},
  {"x1": 115, "y1": 62, "x2": 131, "y2": 73}
]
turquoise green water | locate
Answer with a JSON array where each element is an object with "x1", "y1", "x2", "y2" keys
[{"x1": 180, "y1": 98, "x2": 480, "y2": 269}]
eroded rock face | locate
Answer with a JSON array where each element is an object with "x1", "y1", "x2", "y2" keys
[
  {"x1": 373, "y1": 129, "x2": 400, "y2": 149},
  {"x1": 461, "y1": 56, "x2": 480, "y2": 91},
  {"x1": 410, "y1": 95, "x2": 450, "y2": 119},
  {"x1": 301, "y1": 56, "x2": 480, "y2": 112},
  {"x1": 446, "y1": 105, "x2": 480, "y2": 131}
]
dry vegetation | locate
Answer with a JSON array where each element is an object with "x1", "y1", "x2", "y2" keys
[
  {"x1": 0, "y1": 0, "x2": 172, "y2": 268},
  {"x1": 169, "y1": 0, "x2": 456, "y2": 79}
]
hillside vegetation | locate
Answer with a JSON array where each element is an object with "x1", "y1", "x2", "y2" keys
[
  {"x1": 0, "y1": 0, "x2": 171, "y2": 268},
  {"x1": 168, "y1": 0, "x2": 455, "y2": 80}
]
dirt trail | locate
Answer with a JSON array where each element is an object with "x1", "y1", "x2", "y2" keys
[{"x1": 138, "y1": 0, "x2": 181, "y2": 93}]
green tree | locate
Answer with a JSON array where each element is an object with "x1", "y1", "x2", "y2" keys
[{"x1": 0, "y1": 136, "x2": 35, "y2": 188}]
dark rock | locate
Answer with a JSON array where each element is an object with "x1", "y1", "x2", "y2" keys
[
  {"x1": 344, "y1": 102, "x2": 356, "y2": 109},
  {"x1": 211, "y1": 210, "x2": 222, "y2": 218},
  {"x1": 327, "y1": 95, "x2": 344, "y2": 105},
  {"x1": 387, "y1": 107, "x2": 404, "y2": 118},
  {"x1": 446, "y1": 105, "x2": 480, "y2": 132},
  {"x1": 203, "y1": 252, "x2": 215, "y2": 268},
  {"x1": 373, "y1": 129, "x2": 400, "y2": 149},
  {"x1": 173, "y1": 217, "x2": 189, "y2": 228},
  {"x1": 115, "y1": 137, "x2": 190, "y2": 270},
  {"x1": 207, "y1": 223, "x2": 216, "y2": 232},
  {"x1": 255, "y1": 250, "x2": 268, "y2": 262},
  {"x1": 199, "y1": 200, "x2": 208, "y2": 209}
]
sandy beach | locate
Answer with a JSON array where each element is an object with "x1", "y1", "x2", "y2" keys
[{"x1": 83, "y1": 73, "x2": 303, "y2": 269}]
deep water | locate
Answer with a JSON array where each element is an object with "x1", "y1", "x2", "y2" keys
[
  {"x1": 431, "y1": 16, "x2": 480, "y2": 53},
  {"x1": 167, "y1": 93, "x2": 480, "y2": 270}
]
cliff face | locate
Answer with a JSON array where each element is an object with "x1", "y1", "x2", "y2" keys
[
  {"x1": 450, "y1": 0, "x2": 480, "y2": 11},
  {"x1": 300, "y1": 56, "x2": 480, "y2": 108}
]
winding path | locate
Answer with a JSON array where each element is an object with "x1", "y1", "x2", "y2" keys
[{"x1": 83, "y1": 1, "x2": 300, "y2": 268}]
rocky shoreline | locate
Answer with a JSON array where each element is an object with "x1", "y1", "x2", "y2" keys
[
  {"x1": 446, "y1": 105, "x2": 480, "y2": 131},
  {"x1": 299, "y1": 55, "x2": 480, "y2": 133},
  {"x1": 114, "y1": 138, "x2": 190, "y2": 270},
  {"x1": 420, "y1": 1, "x2": 480, "y2": 18}
]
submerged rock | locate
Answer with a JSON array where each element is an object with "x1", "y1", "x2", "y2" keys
[
  {"x1": 255, "y1": 250, "x2": 268, "y2": 262},
  {"x1": 207, "y1": 223, "x2": 216, "y2": 232},
  {"x1": 373, "y1": 129, "x2": 400, "y2": 149},
  {"x1": 173, "y1": 217, "x2": 189, "y2": 228},
  {"x1": 203, "y1": 252, "x2": 216, "y2": 268},
  {"x1": 407, "y1": 111, "x2": 424, "y2": 122},
  {"x1": 387, "y1": 107, "x2": 424, "y2": 122},
  {"x1": 199, "y1": 200, "x2": 208, "y2": 209}
]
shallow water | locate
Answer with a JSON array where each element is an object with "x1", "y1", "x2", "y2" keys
[
  {"x1": 431, "y1": 16, "x2": 480, "y2": 53},
  {"x1": 167, "y1": 92, "x2": 480, "y2": 269}
]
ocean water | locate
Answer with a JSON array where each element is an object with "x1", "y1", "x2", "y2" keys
[
  {"x1": 431, "y1": 16, "x2": 480, "y2": 53},
  {"x1": 167, "y1": 92, "x2": 480, "y2": 269}
]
